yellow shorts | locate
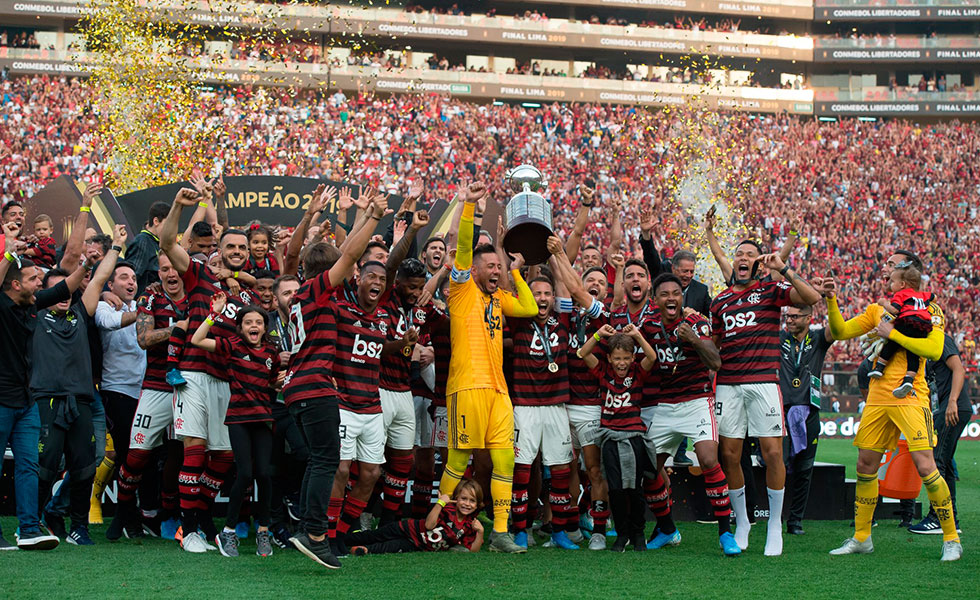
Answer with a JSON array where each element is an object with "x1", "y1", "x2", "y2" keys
[
  {"x1": 854, "y1": 404, "x2": 935, "y2": 453},
  {"x1": 448, "y1": 388, "x2": 513, "y2": 450}
]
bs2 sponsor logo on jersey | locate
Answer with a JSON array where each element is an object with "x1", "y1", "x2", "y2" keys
[
  {"x1": 604, "y1": 390, "x2": 632, "y2": 409},
  {"x1": 352, "y1": 333, "x2": 383, "y2": 361},
  {"x1": 723, "y1": 311, "x2": 757, "y2": 333}
]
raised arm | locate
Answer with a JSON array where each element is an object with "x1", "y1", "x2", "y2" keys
[
  {"x1": 190, "y1": 292, "x2": 224, "y2": 353},
  {"x1": 386, "y1": 209, "x2": 430, "y2": 289},
  {"x1": 565, "y1": 184, "x2": 594, "y2": 264},
  {"x1": 759, "y1": 253, "x2": 820, "y2": 306},
  {"x1": 578, "y1": 323, "x2": 615, "y2": 369},
  {"x1": 499, "y1": 253, "x2": 538, "y2": 318},
  {"x1": 547, "y1": 236, "x2": 595, "y2": 310},
  {"x1": 60, "y1": 181, "x2": 99, "y2": 271},
  {"x1": 160, "y1": 188, "x2": 201, "y2": 274},
  {"x1": 83, "y1": 225, "x2": 126, "y2": 316},
  {"x1": 825, "y1": 294, "x2": 875, "y2": 341},
  {"x1": 638, "y1": 207, "x2": 665, "y2": 280},
  {"x1": 609, "y1": 252, "x2": 625, "y2": 311},
  {"x1": 452, "y1": 183, "x2": 483, "y2": 277},
  {"x1": 626, "y1": 324, "x2": 658, "y2": 371},
  {"x1": 212, "y1": 175, "x2": 229, "y2": 231},
  {"x1": 284, "y1": 184, "x2": 330, "y2": 276},
  {"x1": 704, "y1": 208, "x2": 733, "y2": 283},
  {"x1": 327, "y1": 190, "x2": 389, "y2": 288},
  {"x1": 137, "y1": 309, "x2": 185, "y2": 349}
]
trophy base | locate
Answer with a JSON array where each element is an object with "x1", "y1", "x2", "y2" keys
[{"x1": 503, "y1": 222, "x2": 553, "y2": 266}]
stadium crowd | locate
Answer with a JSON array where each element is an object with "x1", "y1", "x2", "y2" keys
[
  {"x1": 0, "y1": 73, "x2": 970, "y2": 566},
  {"x1": 1, "y1": 75, "x2": 978, "y2": 364}
]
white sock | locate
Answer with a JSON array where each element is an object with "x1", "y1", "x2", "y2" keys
[
  {"x1": 730, "y1": 486, "x2": 751, "y2": 550},
  {"x1": 765, "y1": 487, "x2": 784, "y2": 556},
  {"x1": 223, "y1": 526, "x2": 236, "y2": 533}
]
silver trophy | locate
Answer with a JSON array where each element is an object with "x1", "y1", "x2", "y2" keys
[{"x1": 502, "y1": 165, "x2": 554, "y2": 265}]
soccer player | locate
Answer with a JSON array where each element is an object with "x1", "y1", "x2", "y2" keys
[
  {"x1": 825, "y1": 259, "x2": 962, "y2": 561},
  {"x1": 710, "y1": 242, "x2": 820, "y2": 556},
  {"x1": 377, "y1": 213, "x2": 436, "y2": 526},
  {"x1": 644, "y1": 273, "x2": 740, "y2": 556},
  {"x1": 437, "y1": 181, "x2": 537, "y2": 554},
  {"x1": 160, "y1": 187, "x2": 261, "y2": 553},
  {"x1": 108, "y1": 252, "x2": 188, "y2": 540},
  {"x1": 548, "y1": 236, "x2": 611, "y2": 550},
  {"x1": 780, "y1": 299, "x2": 835, "y2": 536},
  {"x1": 283, "y1": 189, "x2": 388, "y2": 570}
]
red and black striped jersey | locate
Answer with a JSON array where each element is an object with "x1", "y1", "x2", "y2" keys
[
  {"x1": 282, "y1": 271, "x2": 338, "y2": 407},
  {"x1": 214, "y1": 336, "x2": 280, "y2": 424},
  {"x1": 244, "y1": 254, "x2": 280, "y2": 276},
  {"x1": 609, "y1": 299, "x2": 660, "y2": 407},
  {"x1": 180, "y1": 260, "x2": 261, "y2": 380},
  {"x1": 430, "y1": 316, "x2": 451, "y2": 408},
  {"x1": 401, "y1": 504, "x2": 478, "y2": 551},
  {"x1": 648, "y1": 313, "x2": 714, "y2": 404},
  {"x1": 137, "y1": 291, "x2": 187, "y2": 392},
  {"x1": 380, "y1": 297, "x2": 444, "y2": 392},
  {"x1": 331, "y1": 288, "x2": 391, "y2": 414},
  {"x1": 28, "y1": 236, "x2": 57, "y2": 269},
  {"x1": 568, "y1": 302, "x2": 609, "y2": 406},
  {"x1": 591, "y1": 362, "x2": 649, "y2": 432},
  {"x1": 710, "y1": 280, "x2": 793, "y2": 386},
  {"x1": 506, "y1": 313, "x2": 571, "y2": 407}
]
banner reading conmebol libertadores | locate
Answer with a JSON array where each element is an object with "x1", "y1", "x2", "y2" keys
[{"x1": 815, "y1": 2, "x2": 980, "y2": 21}]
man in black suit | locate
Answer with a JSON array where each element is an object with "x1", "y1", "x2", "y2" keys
[{"x1": 671, "y1": 250, "x2": 712, "y2": 317}]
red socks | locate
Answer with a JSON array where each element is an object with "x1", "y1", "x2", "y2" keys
[
  {"x1": 509, "y1": 464, "x2": 533, "y2": 533},
  {"x1": 703, "y1": 464, "x2": 732, "y2": 535}
]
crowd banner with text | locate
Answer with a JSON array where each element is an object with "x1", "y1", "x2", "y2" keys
[{"x1": 820, "y1": 416, "x2": 980, "y2": 441}]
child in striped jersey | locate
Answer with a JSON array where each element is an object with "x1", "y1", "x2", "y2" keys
[
  {"x1": 577, "y1": 324, "x2": 659, "y2": 552},
  {"x1": 191, "y1": 292, "x2": 283, "y2": 558}
]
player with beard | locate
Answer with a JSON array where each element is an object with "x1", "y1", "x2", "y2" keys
[
  {"x1": 160, "y1": 188, "x2": 262, "y2": 554},
  {"x1": 283, "y1": 189, "x2": 388, "y2": 570},
  {"x1": 548, "y1": 237, "x2": 611, "y2": 550},
  {"x1": 710, "y1": 241, "x2": 820, "y2": 556},
  {"x1": 376, "y1": 211, "x2": 437, "y2": 526},
  {"x1": 438, "y1": 182, "x2": 538, "y2": 554},
  {"x1": 420, "y1": 237, "x2": 446, "y2": 280},
  {"x1": 826, "y1": 251, "x2": 961, "y2": 562},
  {"x1": 109, "y1": 252, "x2": 188, "y2": 541},
  {"x1": 642, "y1": 274, "x2": 739, "y2": 555}
]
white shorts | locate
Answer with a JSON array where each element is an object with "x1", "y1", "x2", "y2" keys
[
  {"x1": 339, "y1": 408, "x2": 385, "y2": 464},
  {"x1": 514, "y1": 405, "x2": 573, "y2": 466},
  {"x1": 380, "y1": 388, "x2": 416, "y2": 451},
  {"x1": 647, "y1": 398, "x2": 718, "y2": 456},
  {"x1": 640, "y1": 406, "x2": 656, "y2": 429},
  {"x1": 173, "y1": 371, "x2": 231, "y2": 451},
  {"x1": 567, "y1": 405, "x2": 601, "y2": 449},
  {"x1": 130, "y1": 389, "x2": 175, "y2": 451},
  {"x1": 431, "y1": 406, "x2": 449, "y2": 449},
  {"x1": 715, "y1": 383, "x2": 785, "y2": 439}
]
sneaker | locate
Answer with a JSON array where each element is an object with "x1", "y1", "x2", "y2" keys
[
  {"x1": 829, "y1": 536, "x2": 873, "y2": 555},
  {"x1": 216, "y1": 530, "x2": 240, "y2": 557},
  {"x1": 235, "y1": 520, "x2": 250, "y2": 539},
  {"x1": 909, "y1": 515, "x2": 943, "y2": 535},
  {"x1": 567, "y1": 528, "x2": 584, "y2": 544},
  {"x1": 105, "y1": 506, "x2": 128, "y2": 541},
  {"x1": 513, "y1": 530, "x2": 528, "y2": 549},
  {"x1": 256, "y1": 530, "x2": 274, "y2": 557},
  {"x1": 606, "y1": 526, "x2": 617, "y2": 537},
  {"x1": 123, "y1": 519, "x2": 145, "y2": 540},
  {"x1": 588, "y1": 533, "x2": 606, "y2": 551},
  {"x1": 284, "y1": 497, "x2": 301, "y2": 523},
  {"x1": 42, "y1": 511, "x2": 66, "y2": 540},
  {"x1": 550, "y1": 530, "x2": 580, "y2": 550},
  {"x1": 351, "y1": 545, "x2": 369, "y2": 556},
  {"x1": 673, "y1": 451, "x2": 694, "y2": 467},
  {"x1": 631, "y1": 533, "x2": 646, "y2": 551},
  {"x1": 271, "y1": 525, "x2": 292, "y2": 549},
  {"x1": 166, "y1": 368, "x2": 187, "y2": 387},
  {"x1": 488, "y1": 531, "x2": 527, "y2": 554},
  {"x1": 174, "y1": 525, "x2": 184, "y2": 544},
  {"x1": 201, "y1": 534, "x2": 218, "y2": 551},
  {"x1": 787, "y1": 523, "x2": 805, "y2": 535},
  {"x1": 720, "y1": 531, "x2": 741, "y2": 556},
  {"x1": 526, "y1": 532, "x2": 536, "y2": 547},
  {"x1": 893, "y1": 381, "x2": 914, "y2": 398},
  {"x1": 579, "y1": 513, "x2": 594, "y2": 535},
  {"x1": 867, "y1": 367, "x2": 884, "y2": 379},
  {"x1": 0, "y1": 535, "x2": 17, "y2": 551},
  {"x1": 940, "y1": 540, "x2": 963, "y2": 562},
  {"x1": 610, "y1": 534, "x2": 629, "y2": 552},
  {"x1": 15, "y1": 529, "x2": 59, "y2": 551},
  {"x1": 160, "y1": 517, "x2": 180, "y2": 541},
  {"x1": 181, "y1": 531, "x2": 210, "y2": 554},
  {"x1": 67, "y1": 527, "x2": 95, "y2": 546},
  {"x1": 358, "y1": 511, "x2": 373, "y2": 532},
  {"x1": 646, "y1": 528, "x2": 682, "y2": 550},
  {"x1": 291, "y1": 532, "x2": 341, "y2": 569},
  {"x1": 89, "y1": 495, "x2": 103, "y2": 525},
  {"x1": 142, "y1": 514, "x2": 162, "y2": 538},
  {"x1": 897, "y1": 516, "x2": 913, "y2": 528}
]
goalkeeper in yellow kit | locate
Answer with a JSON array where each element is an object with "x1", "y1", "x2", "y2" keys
[
  {"x1": 438, "y1": 182, "x2": 537, "y2": 553},
  {"x1": 825, "y1": 252, "x2": 962, "y2": 562}
]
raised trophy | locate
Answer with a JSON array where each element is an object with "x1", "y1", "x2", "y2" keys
[{"x1": 502, "y1": 164, "x2": 554, "y2": 265}]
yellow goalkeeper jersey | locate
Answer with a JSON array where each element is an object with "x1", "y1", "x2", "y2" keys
[
  {"x1": 447, "y1": 202, "x2": 537, "y2": 395},
  {"x1": 827, "y1": 297, "x2": 945, "y2": 407}
]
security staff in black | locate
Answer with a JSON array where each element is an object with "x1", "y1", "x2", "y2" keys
[
  {"x1": 31, "y1": 232, "x2": 126, "y2": 546},
  {"x1": 907, "y1": 332, "x2": 971, "y2": 534},
  {"x1": 779, "y1": 302, "x2": 834, "y2": 536}
]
